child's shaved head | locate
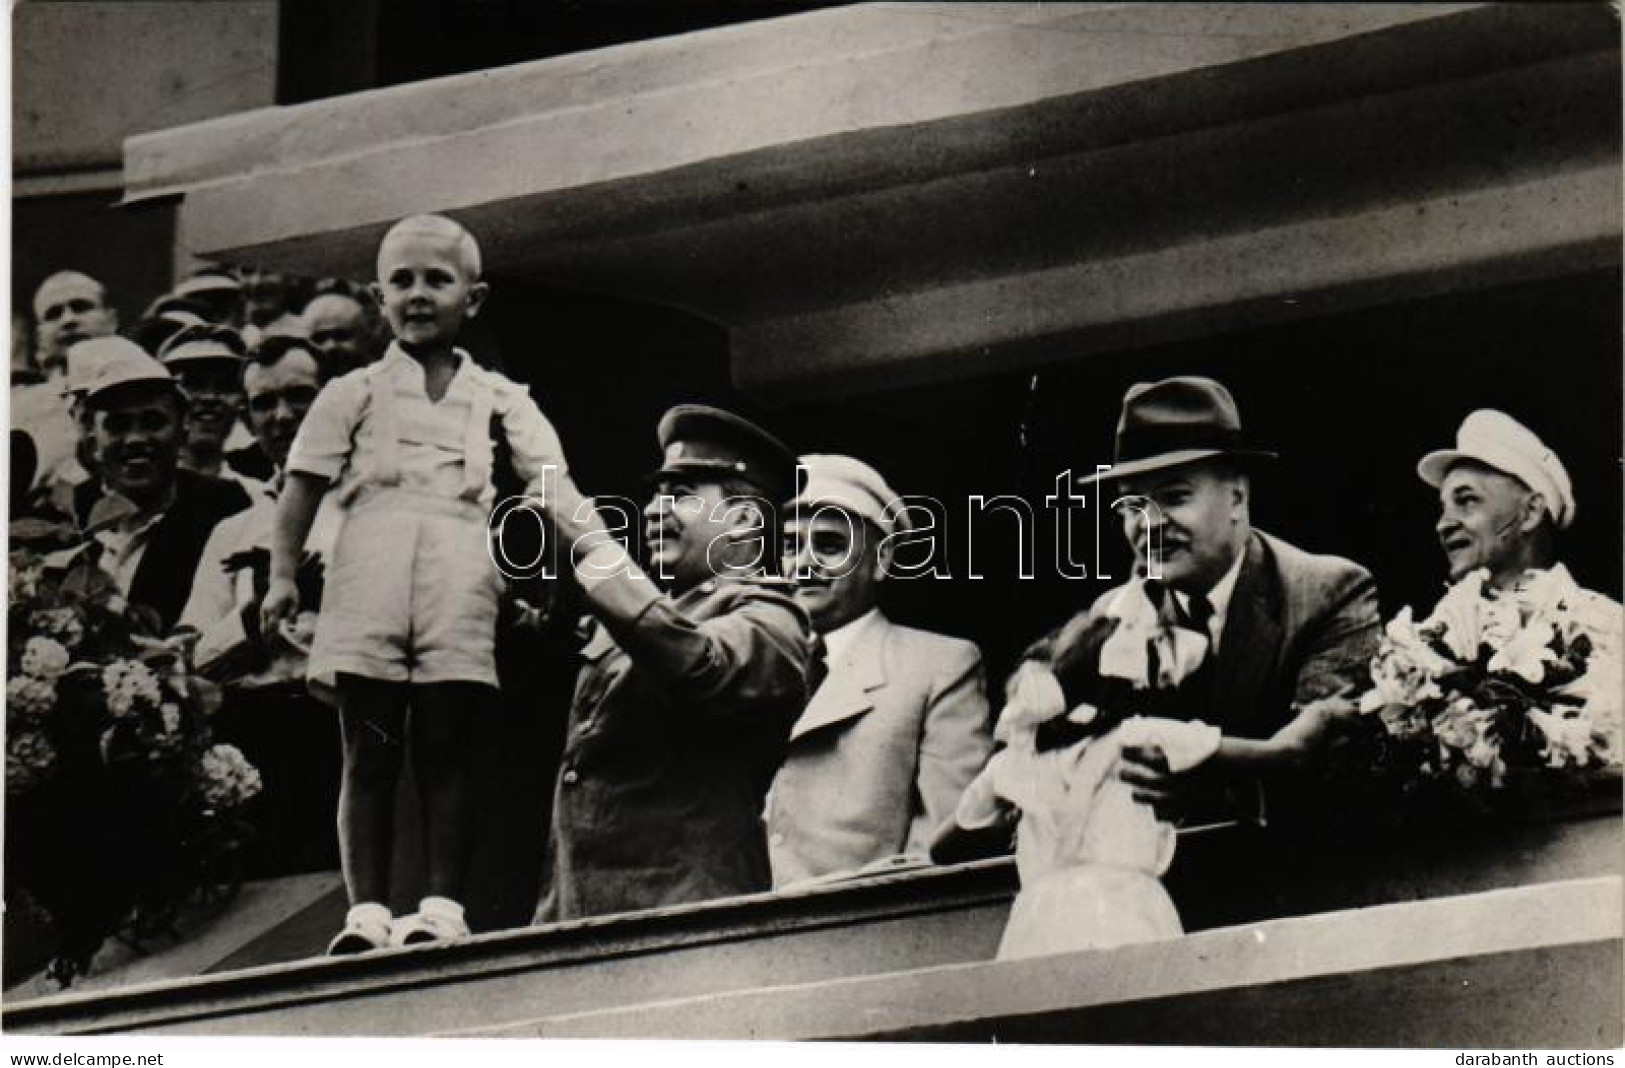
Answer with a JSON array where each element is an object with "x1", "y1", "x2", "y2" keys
[{"x1": 377, "y1": 214, "x2": 483, "y2": 281}]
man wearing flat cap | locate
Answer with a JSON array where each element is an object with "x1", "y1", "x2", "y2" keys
[
  {"x1": 1017, "y1": 376, "x2": 1380, "y2": 827},
  {"x1": 530, "y1": 404, "x2": 822, "y2": 920},
  {"x1": 58, "y1": 338, "x2": 252, "y2": 630},
  {"x1": 767, "y1": 454, "x2": 992, "y2": 886},
  {"x1": 1420, "y1": 409, "x2": 1621, "y2": 690},
  {"x1": 157, "y1": 324, "x2": 267, "y2": 492}
]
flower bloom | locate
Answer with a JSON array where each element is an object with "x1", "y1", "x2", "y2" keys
[
  {"x1": 29, "y1": 608, "x2": 85, "y2": 650},
  {"x1": 101, "y1": 660, "x2": 162, "y2": 717},
  {"x1": 7, "y1": 675, "x2": 57, "y2": 720},
  {"x1": 20, "y1": 636, "x2": 71, "y2": 680},
  {"x1": 197, "y1": 744, "x2": 263, "y2": 810},
  {"x1": 1360, "y1": 609, "x2": 1451, "y2": 712},
  {"x1": 1528, "y1": 709, "x2": 1602, "y2": 769},
  {"x1": 1486, "y1": 619, "x2": 1558, "y2": 684},
  {"x1": 7, "y1": 731, "x2": 58, "y2": 794}
]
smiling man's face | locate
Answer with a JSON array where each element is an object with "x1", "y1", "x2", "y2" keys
[
  {"x1": 1435, "y1": 462, "x2": 1537, "y2": 583},
  {"x1": 781, "y1": 508, "x2": 883, "y2": 635},
  {"x1": 1116, "y1": 461, "x2": 1248, "y2": 594},
  {"x1": 91, "y1": 387, "x2": 183, "y2": 507}
]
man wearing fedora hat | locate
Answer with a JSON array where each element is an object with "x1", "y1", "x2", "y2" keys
[
  {"x1": 766, "y1": 454, "x2": 992, "y2": 887},
  {"x1": 529, "y1": 404, "x2": 822, "y2": 920},
  {"x1": 1026, "y1": 376, "x2": 1380, "y2": 825}
]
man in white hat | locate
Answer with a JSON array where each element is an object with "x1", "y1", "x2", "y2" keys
[
  {"x1": 1419, "y1": 409, "x2": 1621, "y2": 677},
  {"x1": 157, "y1": 324, "x2": 266, "y2": 491},
  {"x1": 179, "y1": 334, "x2": 343, "y2": 876},
  {"x1": 768, "y1": 454, "x2": 992, "y2": 887},
  {"x1": 63, "y1": 338, "x2": 251, "y2": 629},
  {"x1": 1421, "y1": 409, "x2": 1578, "y2": 591},
  {"x1": 171, "y1": 267, "x2": 246, "y2": 327}
]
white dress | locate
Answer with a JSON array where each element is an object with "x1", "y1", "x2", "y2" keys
[{"x1": 957, "y1": 715, "x2": 1220, "y2": 960}]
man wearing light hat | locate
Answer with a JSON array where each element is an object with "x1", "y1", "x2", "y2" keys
[
  {"x1": 766, "y1": 454, "x2": 991, "y2": 887},
  {"x1": 531, "y1": 404, "x2": 822, "y2": 921},
  {"x1": 1420, "y1": 409, "x2": 1578, "y2": 591},
  {"x1": 1419, "y1": 409, "x2": 1621, "y2": 665},
  {"x1": 170, "y1": 267, "x2": 246, "y2": 328},
  {"x1": 61, "y1": 338, "x2": 251, "y2": 629},
  {"x1": 157, "y1": 323, "x2": 267, "y2": 490},
  {"x1": 1016, "y1": 376, "x2": 1380, "y2": 827}
]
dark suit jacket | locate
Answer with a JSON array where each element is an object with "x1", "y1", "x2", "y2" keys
[
  {"x1": 1041, "y1": 529, "x2": 1379, "y2": 738},
  {"x1": 1034, "y1": 529, "x2": 1380, "y2": 824},
  {"x1": 76, "y1": 469, "x2": 253, "y2": 631}
]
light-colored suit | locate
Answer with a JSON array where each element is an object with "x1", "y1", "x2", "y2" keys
[{"x1": 767, "y1": 611, "x2": 993, "y2": 887}]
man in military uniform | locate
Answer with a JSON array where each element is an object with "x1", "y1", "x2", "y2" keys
[{"x1": 532, "y1": 405, "x2": 822, "y2": 921}]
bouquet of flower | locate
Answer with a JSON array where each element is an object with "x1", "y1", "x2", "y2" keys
[
  {"x1": 6, "y1": 521, "x2": 263, "y2": 987},
  {"x1": 1347, "y1": 568, "x2": 1621, "y2": 812}
]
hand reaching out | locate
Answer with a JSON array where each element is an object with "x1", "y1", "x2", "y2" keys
[{"x1": 1271, "y1": 688, "x2": 1362, "y2": 767}]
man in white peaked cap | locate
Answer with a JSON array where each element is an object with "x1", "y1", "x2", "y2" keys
[
  {"x1": 768, "y1": 453, "x2": 992, "y2": 887},
  {"x1": 1420, "y1": 409, "x2": 1578, "y2": 591},
  {"x1": 1418, "y1": 409, "x2": 1621, "y2": 757}
]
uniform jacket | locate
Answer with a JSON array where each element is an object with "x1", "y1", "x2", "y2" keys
[
  {"x1": 538, "y1": 573, "x2": 821, "y2": 922},
  {"x1": 767, "y1": 611, "x2": 992, "y2": 886}
]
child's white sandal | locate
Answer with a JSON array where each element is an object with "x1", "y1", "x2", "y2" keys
[
  {"x1": 327, "y1": 902, "x2": 394, "y2": 956},
  {"x1": 391, "y1": 896, "x2": 470, "y2": 947}
]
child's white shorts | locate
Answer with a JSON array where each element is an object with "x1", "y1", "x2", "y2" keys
[{"x1": 310, "y1": 491, "x2": 503, "y2": 690}]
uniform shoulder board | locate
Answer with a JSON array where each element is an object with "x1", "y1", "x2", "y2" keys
[{"x1": 738, "y1": 573, "x2": 798, "y2": 592}]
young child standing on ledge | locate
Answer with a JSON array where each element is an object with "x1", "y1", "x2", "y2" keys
[
  {"x1": 935, "y1": 582, "x2": 1349, "y2": 960},
  {"x1": 263, "y1": 215, "x2": 570, "y2": 953}
]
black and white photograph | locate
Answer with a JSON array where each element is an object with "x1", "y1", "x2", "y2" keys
[{"x1": 2, "y1": 1, "x2": 1621, "y2": 1055}]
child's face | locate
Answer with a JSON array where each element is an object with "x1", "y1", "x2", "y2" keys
[{"x1": 372, "y1": 231, "x2": 487, "y2": 352}]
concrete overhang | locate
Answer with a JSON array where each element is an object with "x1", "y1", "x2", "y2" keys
[{"x1": 124, "y1": 2, "x2": 1622, "y2": 399}]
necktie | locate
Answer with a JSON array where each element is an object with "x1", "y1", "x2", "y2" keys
[
  {"x1": 1177, "y1": 589, "x2": 1217, "y2": 719},
  {"x1": 1181, "y1": 590, "x2": 1215, "y2": 649}
]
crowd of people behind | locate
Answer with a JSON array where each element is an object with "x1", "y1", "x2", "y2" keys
[{"x1": 9, "y1": 214, "x2": 1621, "y2": 961}]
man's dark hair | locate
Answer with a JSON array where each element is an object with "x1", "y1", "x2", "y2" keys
[{"x1": 249, "y1": 333, "x2": 332, "y2": 385}]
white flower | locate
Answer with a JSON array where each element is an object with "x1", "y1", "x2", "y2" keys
[
  {"x1": 1423, "y1": 570, "x2": 1491, "y2": 660},
  {"x1": 1487, "y1": 619, "x2": 1558, "y2": 684},
  {"x1": 6, "y1": 731, "x2": 57, "y2": 794},
  {"x1": 1479, "y1": 598, "x2": 1523, "y2": 652},
  {"x1": 30, "y1": 608, "x2": 85, "y2": 649},
  {"x1": 160, "y1": 702, "x2": 181, "y2": 736},
  {"x1": 20, "y1": 637, "x2": 71, "y2": 680},
  {"x1": 7, "y1": 675, "x2": 57, "y2": 719},
  {"x1": 1432, "y1": 699, "x2": 1493, "y2": 752},
  {"x1": 1527, "y1": 709, "x2": 1600, "y2": 770},
  {"x1": 1361, "y1": 608, "x2": 1453, "y2": 713},
  {"x1": 101, "y1": 659, "x2": 162, "y2": 717},
  {"x1": 197, "y1": 744, "x2": 263, "y2": 810},
  {"x1": 11, "y1": 558, "x2": 44, "y2": 601}
]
